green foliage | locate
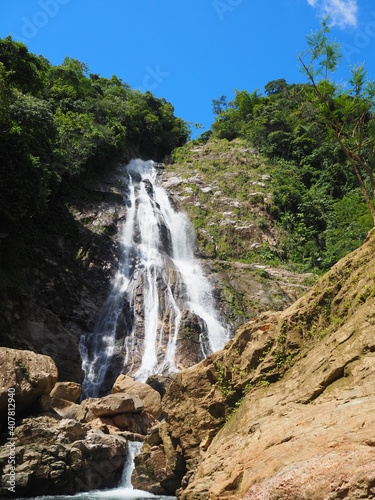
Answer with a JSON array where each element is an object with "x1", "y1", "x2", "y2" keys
[
  {"x1": 323, "y1": 191, "x2": 373, "y2": 268},
  {"x1": 0, "y1": 37, "x2": 189, "y2": 232},
  {"x1": 298, "y1": 17, "x2": 375, "y2": 226},
  {"x1": 208, "y1": 42, "x2": 374, "y2": 271}
]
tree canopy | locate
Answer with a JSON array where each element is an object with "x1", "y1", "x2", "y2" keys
[
  {"x1": 298, "y1": 17, "x2": 375, "y2": 226},
  {"x1": 0, "y1": 36, "x2": 189, "y2": 231}
]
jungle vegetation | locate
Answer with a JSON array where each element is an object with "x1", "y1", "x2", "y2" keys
[{"x1": 207, "y1": 20, "x2": 374, "y2": 270}]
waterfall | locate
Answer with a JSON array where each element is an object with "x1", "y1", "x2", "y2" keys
[
  {"x1": 121, "y1": 441, "x2": 144, "y2": 489},
  {"x1": 80, "y1": 159, "x2": 229, "y2": 397}
]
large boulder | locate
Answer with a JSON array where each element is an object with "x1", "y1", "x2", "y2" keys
[
  {"x1": 75, "y1": 393, "x2": 143, "y2": 423},
  {"x1": 0, "y1": 416, "x2": 128, "y2": 497},
  {"x1": 0, "y1": 348, "x2": 58, "y2": 420},
  {"x1": 112, "y1": 375, "x2": 162, "y2": 418}
]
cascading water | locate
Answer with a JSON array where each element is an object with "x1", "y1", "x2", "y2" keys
[
  {"x1": 121, "y1": 441, "x2": 144, "y2": 489},
  {"x1": 80, "y1": 159, "x2": 229, "y2": 398}
]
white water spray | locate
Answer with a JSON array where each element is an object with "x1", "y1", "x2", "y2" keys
[
  {"x1": 121, "y1": 441, "x2": 144, "y2": 489},
  {"x1": 80, "y1": 159, "x2": 229, "y2": 396}
]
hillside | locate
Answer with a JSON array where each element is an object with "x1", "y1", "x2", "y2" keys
[
  {"x1": 133, "y1": 229, "x2": 375, "y2": 499},
  {"x1": 162, "y1": 138, "x2": 316, "y2": 327}
]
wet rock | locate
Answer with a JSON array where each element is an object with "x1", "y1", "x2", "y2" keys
[{"x1": 175, "y1": 311, "x2": 207, "y2": 368}]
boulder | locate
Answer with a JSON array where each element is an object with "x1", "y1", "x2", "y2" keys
[
  {"x1": 0, "y1": 415, "x2": 128, "y2": 497},
  {"x1": 112, "y1": 375, "x2": 162, "y2": 418},
  {"x1": 76, "y1": 393, "x2": 143, "y2": 422},
  {"x1": 0, "y1": 348, "x2": 58, "y2": 420},
  {"x1": 50, "y1": 382, "x2": 81, "y2": 403},
  {"x1": 49, "y1": 382, "x2": 82, "y2": 420}
]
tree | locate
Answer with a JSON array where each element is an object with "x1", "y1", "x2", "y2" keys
[
  {"x1": 264, "y1": 78, "x2": 287, "y2": 96},
  {"x1": 0, "y1": 36, "x2": 49, "y2": 95},
  {"x1": 212, "y1": 95, "x2": 227, "y2": 116},
  {"x1": 298, "y1": 18, "x2": 375, "y2": 227}
]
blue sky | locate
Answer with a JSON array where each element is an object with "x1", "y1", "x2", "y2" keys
[{"x1": 1, "y1": 0, "x2": 375, "y2": 136}]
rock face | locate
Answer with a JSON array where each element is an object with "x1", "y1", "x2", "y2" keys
[
  {"x1": 0, "y1": 348, "x2": 58, "y2": 420},
  {"x1": 1, "y1": 300, "x2": 83, "y2": 383},
  {"x1": 112, "y1": 375, "x2": 162, "y2": 418},
  {"x1": 0, "y1": 416, "x2": 128, "y2": 497},
  {"x1": 133, "y1": 232, "x2": 375, "y2": 499},
  {"x1": 1, "y1": 146, "x2": 315, "y2": 395},
  {"x1": 164, "y1": 140, "x2": 315, "y2": 328},
  {"x1": 133, "y1": 421, "x2": 186, "y2": 495},
  {"x1": 0, "y1": 167, "x2": 127, "y2": 386}
]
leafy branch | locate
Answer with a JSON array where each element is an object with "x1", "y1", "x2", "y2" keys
[{"x1": 298, "y1": 18, "x2": 375, "y2": 227}]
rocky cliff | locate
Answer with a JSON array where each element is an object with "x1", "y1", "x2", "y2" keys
[
  {"x1": 0, "y1": 166, "x2": 127, "y2": 383},
  {"x1": 133, "y1": 230, "x2": 375, "y2": 499},
  {"x1": 0, "y1": 141, "x2": 313, "y2": 393},
  {"x1": 163, "y1": 139, "x2": 315, "y2": 328}
]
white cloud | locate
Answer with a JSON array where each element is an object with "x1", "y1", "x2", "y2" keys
[{"x1": 307, "y1": 0, "x2": 358, "y2": 29}]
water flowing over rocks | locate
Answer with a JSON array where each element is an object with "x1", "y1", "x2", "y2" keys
[
  {"x1": 80, "y1": 159, "x2": 229, "y2": 398},
  {"x1": 3, "y1": 145, "x2": 369, "y2": 498},
  {"x1": 132, "y1": 231, "x2": 375, "y2": 499}
]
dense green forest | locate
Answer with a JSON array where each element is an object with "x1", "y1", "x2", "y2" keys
[
  {"x1": 203, "y1": 21, "x2": 375, "y2": 271},
  {"x1": 0, "y1": 37, "x2": 189, "y2": 232}
]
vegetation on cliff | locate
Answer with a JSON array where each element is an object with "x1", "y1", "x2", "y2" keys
[
  {"x1": 0, "y1": 37, "x2": 189, "y2": 232},
  {"x1": 203, "y1": 22, "x2": 375, "y2": 272}
]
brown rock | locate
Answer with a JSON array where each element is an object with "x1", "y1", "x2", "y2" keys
[
  {"x1": 112, "y1": 375, "x2": 162, "y2": 418},
  {"x1": 50, "y1": 382, "x2": 81, "y2": 403},
  {"x1": 134, "y1": 232, "x2": 375, "y2": 499},
  {"x1": 76, "y1": 393, "x2": 143, "y2": 422},
  {"x1": 0, "y1": 348, "x2": 58, "y2": 419}
]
